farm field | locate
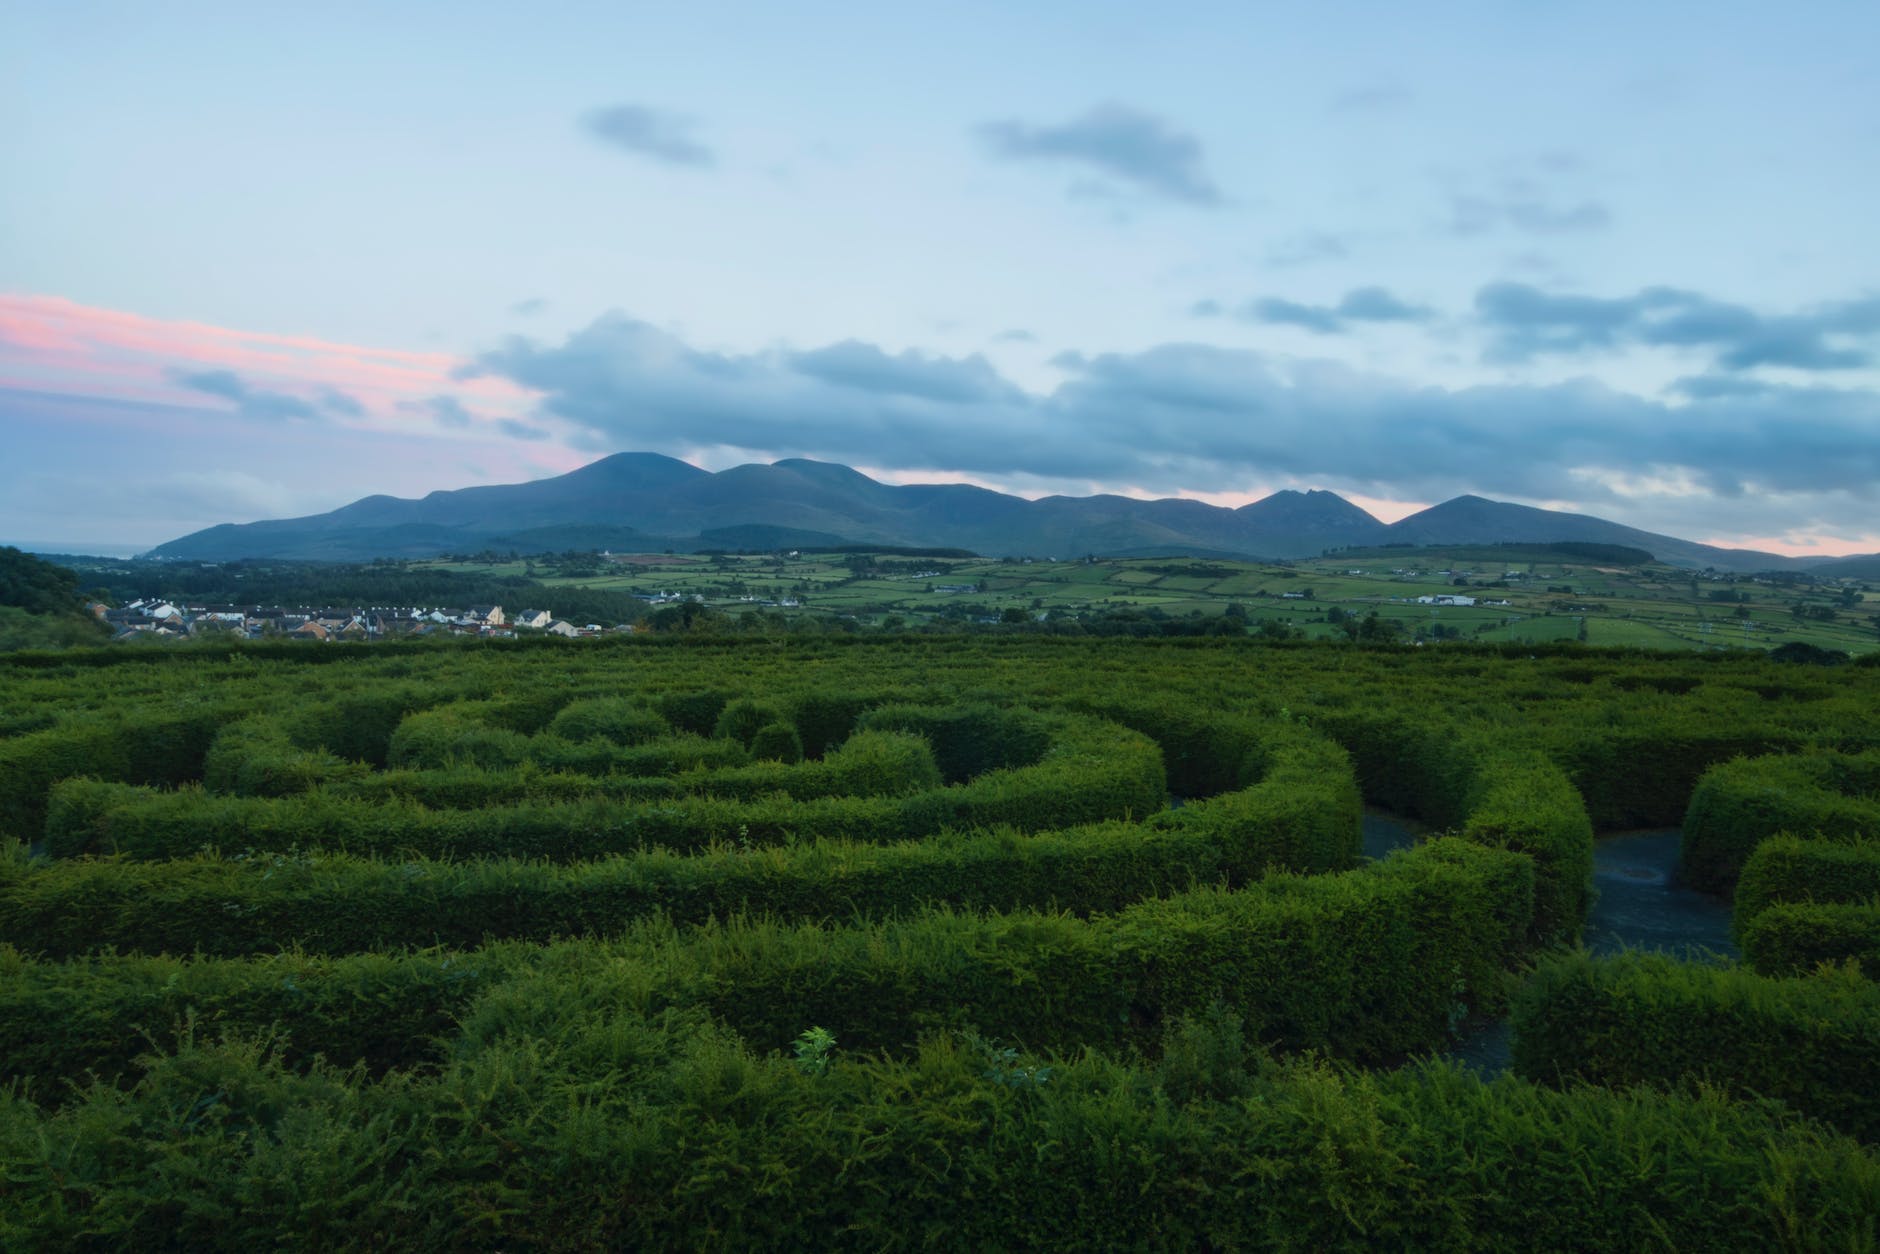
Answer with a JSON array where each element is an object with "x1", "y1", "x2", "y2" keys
[
  {"x1": 1, "y1": 637, "x2": 1876, "y2": 1245},
  {"x1": 421, "y1": 542, "x2": 1880, "y2": 655}
]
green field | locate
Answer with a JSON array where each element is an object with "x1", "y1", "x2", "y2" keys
[{"x1": 415, "y1": 545, "x2": 1879, "y2": 655}]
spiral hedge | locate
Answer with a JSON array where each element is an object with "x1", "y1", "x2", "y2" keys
[{"x1": 0, "y1": 636, "x2": 1875, "y2": 1243}]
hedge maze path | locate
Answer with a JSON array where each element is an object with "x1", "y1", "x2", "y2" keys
[{"x1": 0, "y1": 638, "x2": 1876, "y2": 1246}]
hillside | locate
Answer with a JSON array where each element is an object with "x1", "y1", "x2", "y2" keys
[{"x1": 150, "y1": 453, "x2": 1833, "y2": 573}]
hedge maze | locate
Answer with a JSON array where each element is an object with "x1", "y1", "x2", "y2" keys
[{"x1": 1, "y1": 637, "x2": 1877, "y2": 1247}]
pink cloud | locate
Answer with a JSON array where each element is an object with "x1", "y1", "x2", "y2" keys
[{"x1": 0, "y1": 292, "x2": 532, "y2": 424}]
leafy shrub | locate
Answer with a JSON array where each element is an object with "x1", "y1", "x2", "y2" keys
[
  {"x1": 544, "y1": 698, "x2": 668, "y2": 746},
  {"x1": 1683, "y1": 752, "x2": 1880, "y2": 892},
  {"x1": 1741, "y1": 902, "x2": 1880, "y2": 978},
  {"x1": 1734, "y1": 836, "x2": 1880, "y2": 941},
  {"x1": 1512, "y1": 949, "x2": 1880, "y2": 1142},
  {"x1": 748, "y1": 721, "x2": 804, "y2": 763}
]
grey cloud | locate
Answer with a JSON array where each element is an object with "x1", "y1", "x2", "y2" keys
[
  {"x1": 168, "y1": 369, "x2": 359, "y2": 423},
  {"x1": 510, "y1": 298, "x2": 549, "y2": 317},
  {"x1": 498, "y1": 418, "x2": 552, "y2": 442},
  {"x1": 426, "y1": 396, "x2": 476, "y2": 429},
  {"x1": 582, "y1": 104, "x2": 715, "y2": 167},
  {"x1": 1188, "y1": 299, "x2": 1224, "y2": 319},
  {"x1": 992, "y1": 328, "x2": 1038, "y2": 344},
  {"x1": 791, "y1": 341, "x2": 1018, "y2": 405},
  {"x1": 1243, "y1": 287, "x2": 1433, "y2": 334},
  {"x1": 470, "y1": 311, "x2": 1880, "y2": 518},
  {"x1": 1478, "y1": 282, "x2": 1880, "y2": 371},
  {"x1": 974, "y1": 103, "x2": 1221, "y2": 205},
  {"x1": 1250, "y1": 298, "x2": 1345, "y2": 334}
]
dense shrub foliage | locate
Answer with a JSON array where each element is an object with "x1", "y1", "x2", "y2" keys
[{"x1": 1, "y1": 636, "x2": 1876, "y2": 1242}]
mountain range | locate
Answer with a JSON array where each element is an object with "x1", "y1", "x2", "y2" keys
[{"x1": 146, "y1": 453, "x2": 1861, "y2": 574}]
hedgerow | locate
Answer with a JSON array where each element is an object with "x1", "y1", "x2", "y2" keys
[
  {"x1": 1511, "y1": 950, "x2": 1880, "y2": 1142},
  {"x1": 1682, "y1": 751, "x2": 1880, "y2": 891}
]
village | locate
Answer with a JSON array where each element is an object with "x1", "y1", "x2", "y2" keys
[{"x1": 93, "y1": 600, "x2": 625, "y2": 643}]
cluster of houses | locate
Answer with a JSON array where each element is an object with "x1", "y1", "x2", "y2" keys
[{"x1": 95, "y1": 601, "x2": 608, "y2": 644}]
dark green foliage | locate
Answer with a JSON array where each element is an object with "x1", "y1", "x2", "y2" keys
[
  {"x1": 858, "y1": 703, "x2": 1054, "y2": 783},
  {"x1": 1683, "y1": 752, "x2": 1880, "y2": 892},
  {"x1": 0, "y1": 546, "x2": 85, "y2": 615},
  {"x1": 385, "y1": 702, "x2": 533, "y2": 771},
  {"x1": 1456, "y1": 749, "x2": 1594, "y2": 945},
  {"x1": 653, "y1": 687, "x2": 730, "y2": 735},
  {"x1": 1734, "y1": 836, "x2": 1880, "y2": 942},
  {"x1": 1512, "y1": 950, "x2": 1880, "y2": 1142},
  {"x1": 713, "y1": 698, "x2": 787, "y2": 748},
  {"x1": 543, "y1": 697, "x2": 667, "y2": 746},
  {"x1": 6, "y1": 637, "x2": 1880, "y2": 1243},
  {"x1": 0, "y1": 706, "x2": 230, "y2": 840},
  {"x1": 4, "y1": 1022, "x2": 1870, "y2": 1250},
  {"x1": 203, "y1": 718, "x2": 371, "y2": 798},
  {"x1": 748, "y1": 721, "x2": 803, "y2": 763},
  {"x1": 1742, "y1": 902, "x2": 1880, "y2": 977}
]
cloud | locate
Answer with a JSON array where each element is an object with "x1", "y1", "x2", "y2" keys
[
  {"x1": 168, "y1": 368, "x2": 361, "y2": 422},
  {"x1": 1329, "y1": 83, "x2": 1413, "y2": 113},
  {"x1": 581, "y1": 104, "x2": 715, "y2": 168},
  {"x1": 1243, "y1": 287, "x2": 1434, "y2": 334},
  {"x1": 409, "y1": 394, "x2": 476, "y2": 429},
  {"x1": 992, "y1": 328, "x2": 1038, "y2": 344},
  {"x1": 1265, "y1": 231, "x2": 1352, "y2": 268},
  {"x1": 1477, "y1": 282, "x2": 1880, "y2": 371},
  {"x1": 1250, "y1": 298, "x2": 1345, "y2": 335},
  {"x1": 510, "y1": 298, "x2": 549, "y2": 317},
  {"x1": 1188, "y1": 299, "x2": 1224, "y2": 319},
  {"x1": 497, "y1": 418, "x2": 551, "y2": 441},
  {"x1": 469, "y1": 310, "x2": 1880, "y2": 524},
  {"x1": 974, "y1": 103, "x2": 1221, "y2": 205},
  {"x1": 1448, "y1": 192, "x2": 1609, "y2": 236}
]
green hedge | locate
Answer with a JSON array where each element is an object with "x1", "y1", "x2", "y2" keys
[
  {"x1": 0, "y1": 706, "x2": 232, "y2": 840},
  {"x1": 17, "y1": 729, "x2": 1351, "y2": 959},
  {"x1": 1734, "y1": 835, "x2": 1880, "y2": 941},
  {"x1": 1511, "y1": 949, "x2": 1880, "y2": 1142},
  {"x1": 41, "y1": 717, "x2": 1157, "y2": 863},
  {"x1": 1, "y1": 837, "x2": 1528, "y2": 1082},
  {"x1": 0, "y1": 943, "x2": 511, "y2": 1092},
  {"x1": 2, "y1": 1023, "x2": 1872, "y2": 1249},
  {"x1": 1682, "y1": 751, "x2": 1880, "y2": 892},
  {"x1": 1551, "y1": 727, "x2": 1803, "y2": 830},
  {"x1": 1742, "y1": 902, "x2": 1880, "y2": 978},
  {"x1": 1454, "y1": 749, "x2": 1594, "y2": 946}
]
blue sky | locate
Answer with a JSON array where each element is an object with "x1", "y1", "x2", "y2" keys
[{"x1": 2, "y1": 1, "x2": 1877, "y2": 554}]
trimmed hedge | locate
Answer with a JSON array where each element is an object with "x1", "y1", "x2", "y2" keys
[
  {"x1": 1682, "y1": 751, "x2": 1880, "y2": 892},
  {"x1": 1734, "y1": 835, "x2": 1880, "y2": 941},
  {"x1": 2, "y1": 1024, "x2": 1872, "y2": 1249},
  {"x1": 16, "y1": 728, "x2": 1351, "y2": 958},
  {"x1": 41, "y1": 717, "x2": 1156, "y2": 863},
  {"x1": 1511, "y1": 949, "x2": 1880, "y2": 1142},
  {"x1": 1551, "y1": 727, "x2": 1804, "y2": 831},
  {"x1": 1454, "y1": 749, "x2": 1593, "y2": 946},
  {"x1": 0, "y1": 837, "x2": 1528, "y2": 1082},
  {"x1": 0, "y1": 706, "x2": 231, "y2": 840},
  {"x1": 1742, "y1": 902, "x2": 1880, "y2": 978}
]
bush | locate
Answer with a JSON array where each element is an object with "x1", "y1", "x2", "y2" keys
[
  {"x1": 1682, "y1": 751, "x2": 1880, "y2": 892},
  {"x1": 1512, "y1": 949, "x2": 1880, "y2": 1142},
  {"x1": 543, "y1": 698, "x2": 668, "y2": 746},
  {"x1": 1741, "y1": 902, "x2": 1880, "y2": 978},
  {"x1": 713, "y1": 698, "x2": 788, "y2": 749},
  {"x1": 1734, "y1": 836, "x2": 1880, "y2": 941},
  {"x1": 748, "y1": 721, "x2": 804, "y2": 763}
]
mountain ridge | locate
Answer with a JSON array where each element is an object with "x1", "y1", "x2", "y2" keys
[{"x1": 147, "y1": 452, "x2": 1851, "y2": 574}]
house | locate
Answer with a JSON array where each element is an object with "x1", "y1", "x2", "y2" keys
[
  {"x1": 467, "y1": 605, "x2": 505, "y2": 626},
  {"x1": 544, "y1": 619, "x2": 579, "y2": 638},
  {"x1": 512, "y1": 608, "x2": 553, "y2": 630},
  {"x1": 291, "y1": 621, "x2": 330, "y2": 642}
]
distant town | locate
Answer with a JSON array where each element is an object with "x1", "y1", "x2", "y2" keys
[{"x1": 94, "y1": 600, "x2": 623, "y2": 643}]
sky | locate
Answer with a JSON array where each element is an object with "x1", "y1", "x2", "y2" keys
[{"x1": 2, "y1": 1, "x2": 1878, "y2": 557}]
